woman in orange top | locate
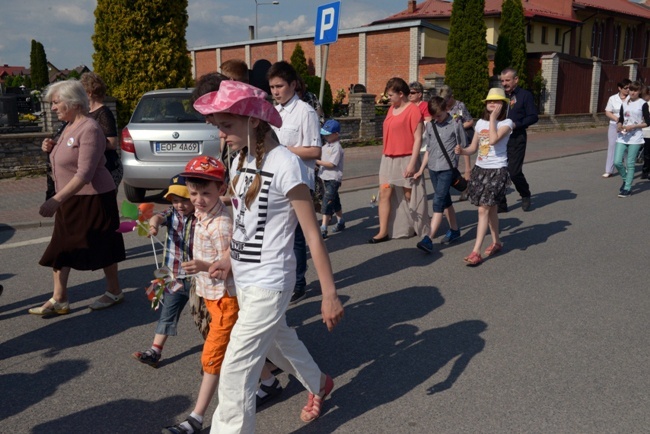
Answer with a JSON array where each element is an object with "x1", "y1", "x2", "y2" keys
[{"x1": 369, "y1": 77, "x2": 429, "y2": 243}]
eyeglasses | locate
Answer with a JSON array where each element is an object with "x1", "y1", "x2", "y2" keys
[{"x1": 409, "y1": 91, "x2": 420, "y2": 94}]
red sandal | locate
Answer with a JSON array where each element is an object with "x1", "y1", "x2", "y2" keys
[
  {"x1": 484, "y1": 242, "x2": 502, "y2": 257},
  {"x1": 300, "y1": 374, "x2": 334, "y2": 422},
  {"x1": 463, "y1": 251, "x2": 483, "y2": 266}
]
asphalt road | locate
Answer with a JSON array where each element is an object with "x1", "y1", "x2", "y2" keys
[{"x1": 1, "y1": 149, "x2": 649, "y2": 433}]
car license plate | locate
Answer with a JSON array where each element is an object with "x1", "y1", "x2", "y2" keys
[{"x1": 155, "y1": 142, "x2": 199, "y2": 153}]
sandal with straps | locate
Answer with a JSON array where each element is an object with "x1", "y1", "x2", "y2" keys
[
  {"x1": 484, "y1": 242, "x2": 503, "y2": 257},
  {"x1": 463, "y1": 251, "x2": 483, "y2": 266},
  {"x1": 300, "y1": 374, "x2": 334, "y2": 423},
  {"x1": 89, "y1": 291, "x2": 124, "y2": 310},
  {"x1": 28, "y1": 297, "x2": 70, "y2": 315}
]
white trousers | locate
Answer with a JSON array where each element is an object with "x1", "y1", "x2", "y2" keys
[
  {"x1": 211, "y1": 285, "x2": 322, "y2": 434},
  {"x1": 606, "y1": 122, "x2": 617, "y2": 174}
]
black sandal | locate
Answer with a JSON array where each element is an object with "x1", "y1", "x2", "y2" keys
[
  {"x1": 256, "y1": 378, "x2": 283, "y2": 408},
  {"x1": 161, "y1": 415, "x2": 202, "y2": 434}
]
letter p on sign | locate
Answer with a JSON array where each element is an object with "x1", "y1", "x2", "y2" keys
[{"x1": 314, "y1": 1, "x2": 340, "y2": 46}]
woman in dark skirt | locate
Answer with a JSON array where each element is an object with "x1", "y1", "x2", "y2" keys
[
  {"x1": 455, "y1": 88, "x2": 514, "y2": 266},
  {"x1": 29, "y1": 80, "x2": 125, "y2": 315}
]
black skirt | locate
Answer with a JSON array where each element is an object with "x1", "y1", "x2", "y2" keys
[
  {"x1": 468, "y1": 166, "x2": 511, "y2": 207},
  {"x1": 39, "y1": 191, "x2": 126, "y2": 271}
]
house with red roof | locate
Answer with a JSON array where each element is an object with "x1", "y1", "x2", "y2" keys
[{"x1": 0, "y1": 65, "x2": 30, "y2": 86}]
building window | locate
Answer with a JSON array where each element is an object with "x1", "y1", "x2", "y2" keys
[
  {"x1": 613, "y1": 25, "x2": 621, "y2": 64},
  {"x1": 623, "y1": 27, "x2": 635, "y2": 61},
  {"x1": 591, "y1": 22, "x2": 604, "y2": 59},
  {"x1": 541, "y1": 26, "x2": 548, "y2": 44},
  {"x1": 641, "y1": 30, "x2": 650, "y2": 67},
  {"x1": 527, "y1": 24, "x2": 534, "y2": 43},
  {"x1": 555, "y1": 28, "x2": 561, "y2": 46}
]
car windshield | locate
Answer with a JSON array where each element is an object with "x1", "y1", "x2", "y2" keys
[{"x1": 131, "y1": 94, "x2": 205, "y2": 123}]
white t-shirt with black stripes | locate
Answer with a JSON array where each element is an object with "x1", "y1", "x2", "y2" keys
[{"x1": 229, "y1": 145, "x2": 309, "y2": 292}]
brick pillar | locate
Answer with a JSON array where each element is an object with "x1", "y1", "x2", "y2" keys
[
  {"x1": 315, "y1": 45, "x2": 322, "y2": 77},
  {"x1": 190, "y1": 50, "x2": 196, "y2": 79},
  {"x1": 409, "y1": 27, "x2": 419, "y2": 83},
  {"x1": 348, "y1": 93, "x2": 377, "y2": 139},
  {"x1": 541, "y1": 53, "x2": 559, "y2": 116},
  {"x1": 358, "y1": 32, "x2": 367, "y2": 87},
  {"x1": 589, "y1": 57, "x2": 601, "y2": 114},
  {"x1": 623, "y1": 59, "x2": 638, "y2": 81}
]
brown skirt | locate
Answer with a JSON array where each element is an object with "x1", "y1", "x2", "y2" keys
[{"x1": 39, "y1": 191, "x2": 126, "y2": 271}]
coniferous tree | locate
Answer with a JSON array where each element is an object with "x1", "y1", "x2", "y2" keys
[
  {"x1": 30, "y1": 40, "x2": 49, "y2": 89},
  {"x1": 92, "y1": 0, "x2": 193, "y2": 127},
  {"x1": 290, "y1": 43, "x2": 310, "y2": 78},
  {"x1": 445, "y1": 0, "x2": 490, "y2": 118},
  {"x1": 494, "y1": 0, "x2": 528, "y2": 86}
]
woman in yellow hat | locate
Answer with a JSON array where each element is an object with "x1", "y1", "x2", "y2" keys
[{"x1": 455, "y1": 88, "x2": 514, "y2": 266}]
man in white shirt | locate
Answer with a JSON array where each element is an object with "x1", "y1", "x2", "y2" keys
[{"x1": 267, "y1": 61, "x2": 322, "y2": 304}]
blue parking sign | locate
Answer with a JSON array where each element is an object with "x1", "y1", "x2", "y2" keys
[{"x1": 314, "y1": 1, "x2": 341, "y2": 46}]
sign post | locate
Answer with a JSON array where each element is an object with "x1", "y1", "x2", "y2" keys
[{"x1": 314, "y1": 1, "x2": 341, "y2": 108}]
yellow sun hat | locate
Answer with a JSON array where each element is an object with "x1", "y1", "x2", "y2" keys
[{"x1": 482, "y1": 88, "x2": 510, "y2": 103}]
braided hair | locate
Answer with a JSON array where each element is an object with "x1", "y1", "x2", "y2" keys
[{"x1": 229, "y1": 118, "x2": 272, "y2": 209}]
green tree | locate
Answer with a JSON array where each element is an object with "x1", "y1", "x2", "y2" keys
[
  {"x1": 445, "y1": 0, "x2": 490, "y2": 118},
  {"x1": 494, "y1": 0, "x2": 528, "y2": 86},
  {"x1": 66, "y1": 70, "x2": 81, "y2": 80},
  {"x1": 304, "y1": 75, "x2": 333, "y2": 117},
  {"x1": 92, "y1": 0, "x2": 193, "y2": 127},
  {"x1": 29, "y1": 40, "x2": 49, "y2": 89},
  {"x1": 290, "y1": 43, "x2": 309, "y2": 78}
]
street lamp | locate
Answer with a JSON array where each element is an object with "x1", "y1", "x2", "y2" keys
[{"x1": 255, "y1": 0, "x2": 279, "y2": 39}]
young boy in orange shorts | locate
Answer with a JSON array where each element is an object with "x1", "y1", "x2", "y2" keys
[{"x1": 162, "y1": 156, "x2": 238, "y2": 434}]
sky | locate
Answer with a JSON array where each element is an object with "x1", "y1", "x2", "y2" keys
[{"x1": 0, "y1": 0, "x2": 405, "y2": 70}]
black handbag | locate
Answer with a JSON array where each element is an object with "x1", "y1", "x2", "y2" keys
[{"x1": 431, "y1": 123, "x2": 468, "y2": 192}]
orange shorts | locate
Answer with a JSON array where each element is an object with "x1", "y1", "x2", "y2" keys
[{"x1": 202, "y1": 295, "x2": 239, "y2": 375}]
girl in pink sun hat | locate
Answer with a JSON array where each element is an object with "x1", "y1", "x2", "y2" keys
[{"x1": 193, "y1": 80, "x2": 344, "y2": 432}]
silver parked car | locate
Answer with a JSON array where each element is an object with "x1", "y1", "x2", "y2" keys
[{"x1": 120, "y1": 88, "x2": 221, "y2": 202}]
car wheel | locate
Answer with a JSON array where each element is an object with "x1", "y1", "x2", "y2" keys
[{"x1": 124, "y1": 184, "x2": 146, "y2": 203}]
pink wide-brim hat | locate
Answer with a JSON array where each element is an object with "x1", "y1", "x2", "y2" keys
[{"x1": 193, "y1": 81, "x2": 282, "y2": 128}]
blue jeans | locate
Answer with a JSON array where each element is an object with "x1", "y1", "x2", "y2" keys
[
  {"x1": 428, "y1": 169, "x2": 454, "y2": 213},
  {"x1": 294, "y1": 224, "x2": 307, "y2": 291},
  {"x1": 322, "y1": 180, "x2": 342, "y2": 216},
  {"x1": 614, "y1": 142, "x2": 642, "y2": 191},
  {"x1": 155, "y1": 279, "x2": 190, "y2": 336}
]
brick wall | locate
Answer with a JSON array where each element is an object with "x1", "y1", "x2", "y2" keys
[
  {"x1": 195, "y1": 50, "x2": 217, "y2": 75},
  {"x1": 366, "y1": 29, "x2": 411, "y2": 97},
  {"x1": 221, "y1": 47, "x2": 246, "y2": 65},
  {"x1": 324, "y1": 35, "x2": 360, "y2": 103},
  {"x1": 251, "y1": 43, "x2": 278, "y2": 65}
]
